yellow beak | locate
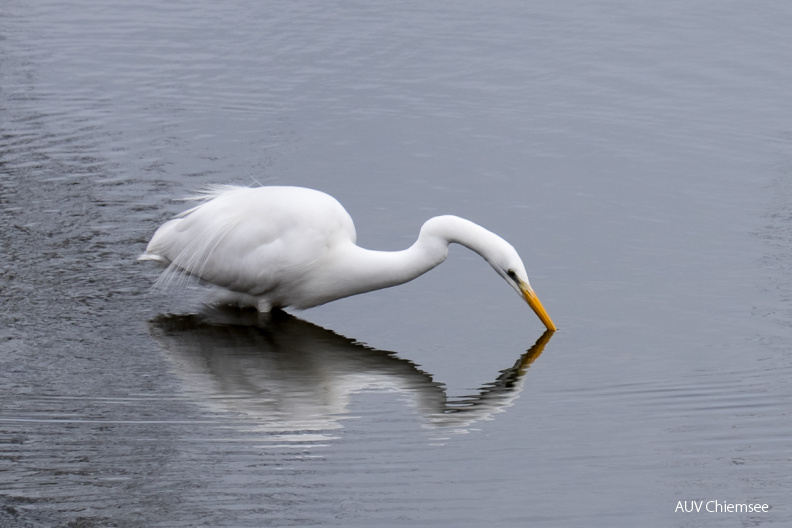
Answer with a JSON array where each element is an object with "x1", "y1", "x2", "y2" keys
[{"x1": 520, "y1": 282, "x2": 557, "y2": 331}]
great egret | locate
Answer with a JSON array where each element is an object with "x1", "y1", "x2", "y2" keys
[{"x1": 139, "y1": 185, "x2": 556, "y2": 330}]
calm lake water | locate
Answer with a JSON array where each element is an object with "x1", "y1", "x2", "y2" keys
[{"x1": 2, "y1": 1, "x2": 792, "y2": 526}]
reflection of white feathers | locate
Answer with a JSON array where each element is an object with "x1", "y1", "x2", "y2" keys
[
  {"x1": 149, "y1": 310, "x2": 443, "y2": 440},
  {"x1": 139, "y1": 185, "x2": 556, "y2": 329},
  {"x1": 148, "y1": 309, "x2": 552, "y2": 441}
]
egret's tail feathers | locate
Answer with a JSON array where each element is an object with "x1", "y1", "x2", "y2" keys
[
  {"x1": 177, "y1": 184, "x2": 247, "y2": 205},
  {"x1": 139, "y1": 251, "x2": 193, "y2": 294},
  {"x1": 137, "y1": 252, "x2": 170, "y2": 265},
  {"x1": 143, "y1": 184, "x2": 248, "y2": 294},
  {"x1": 151, "y1": 218, "x2": 241, "y2": 294}
]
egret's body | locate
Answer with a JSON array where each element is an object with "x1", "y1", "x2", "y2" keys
[{"x1": 139, "y1": 185, "x2": 556, "y2": 330}]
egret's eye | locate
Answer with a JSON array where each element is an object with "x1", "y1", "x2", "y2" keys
[{"x1": 506, "y1": 269, "x2": 518, "y2": 281}]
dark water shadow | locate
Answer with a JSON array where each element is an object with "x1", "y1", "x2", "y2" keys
[{"x1": 148, "y1": 307, "x2": 553, "y2": 436}]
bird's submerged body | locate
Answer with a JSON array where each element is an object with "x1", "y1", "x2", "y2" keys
[{"x1": 140, "y1": 185, "x2": 556, "y2": 330}]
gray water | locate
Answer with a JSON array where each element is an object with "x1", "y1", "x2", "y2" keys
[{"x1": 2, "y1": 1, "x2": 792, "y2": 526}]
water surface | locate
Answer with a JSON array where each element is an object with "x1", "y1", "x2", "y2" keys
[{"x1": 2, "y1": 1, "x2": 792, "y2": 526}]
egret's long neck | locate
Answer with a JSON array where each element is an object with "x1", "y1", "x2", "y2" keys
[{"x1": 320, "y1": 215, "x2": 505, "y2": 303}]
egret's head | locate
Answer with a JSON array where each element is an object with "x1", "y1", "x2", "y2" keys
[
  {"x1": 423, "y1": 214, "x2": 557, "y2": 331},
  {"x1": 491, "y1": 247, "x2": 557, "y2": 332}
]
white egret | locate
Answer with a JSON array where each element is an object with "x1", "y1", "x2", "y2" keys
[{"x1": 139, "y1": 185, "x2": 556, "y2": 330}]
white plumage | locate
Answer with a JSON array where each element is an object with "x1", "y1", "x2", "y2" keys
[{"x1": 139, "y1": 185, "x2": 556, "y2": 330}]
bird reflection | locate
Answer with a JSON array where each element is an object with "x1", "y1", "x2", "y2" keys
[{"x1": 148, "y1": 308, "x2": 553, "y2": 437}]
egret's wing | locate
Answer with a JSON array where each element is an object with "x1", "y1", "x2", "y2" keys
[{"x1": 143, "y1": 186, "x2": 356, "y2": 297}]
